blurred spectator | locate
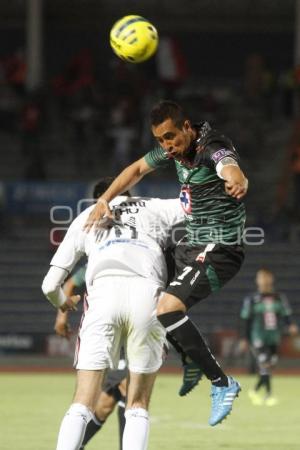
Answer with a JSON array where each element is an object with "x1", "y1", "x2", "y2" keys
[
  {"x1": 3, "y1": 48, "x2": 27, "y2": 96},
  {"x1": 52, "y1": 48, "x2": 95, "y2": 97},
  {"x1": 276, "y1": 119, "x2": 300, "y2": 221},
  {"x1": 243, "y1": 53, "x2": 275, "y2": 115},
  {"x1": 156, "y1": 36, "x2": 189, "y2": 96},
  {"x1": 279, "y1": 68, "x2": 295, "y2": 118},
  {"x1": 108, "y1": 96, "x2": 138, "y2": 170},
  {"x1": 0, "y1": 83, "x2": 21, "y2": 132},
  {"x1": 20, "y1": 93, "x2": 45, "y2": 180}
]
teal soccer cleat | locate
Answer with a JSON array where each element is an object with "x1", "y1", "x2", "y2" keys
[
  {"x1": 179, "y1": 361, "x2": 203, "y2": 396},
  {"x1": 209, "y1": 376, "x2": 241, "y2": 426}
]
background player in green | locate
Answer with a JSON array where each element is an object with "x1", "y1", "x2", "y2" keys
[
  {"x1": 240, "y1": 268, "x2": 298, "y2": 406},
  {"x1": 85, "y1": 100, "x2": 249, "y2": 426}
]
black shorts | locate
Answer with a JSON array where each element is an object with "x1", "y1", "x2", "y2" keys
[
  {"x1": 103, "y1": 364, "x2": 128, "y2": 402},
  {"x1": 252, "y1": 344, "x2": 278, "y2": 366},
  {"x1": 167, "y1": 239, "x2": 244, "y2": 309}
]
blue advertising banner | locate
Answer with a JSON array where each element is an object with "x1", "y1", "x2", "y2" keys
[
  {"x1": 2, "y1": 181, "x2": 88, "y2": 214},
  {"x1": 2, "y1": 180, "x2": 180, "y2": 215}
]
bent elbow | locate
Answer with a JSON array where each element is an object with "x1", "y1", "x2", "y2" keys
[{"x1": 41, "y1": 275, "x2": 55, "y2": 297}]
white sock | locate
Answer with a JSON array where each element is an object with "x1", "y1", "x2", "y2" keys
[
  {"x1": 123, "y1": 408, "x2": 149, "y2": 450},
  {"x1": 56, "y1": 403, "x2": 93, "y2": 450}
]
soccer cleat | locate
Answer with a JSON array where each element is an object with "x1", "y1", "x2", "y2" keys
[
  {"x1": 179, "y1": 361, "x2": 203, "y2": 396},
  {"x1": 265, "y1": 396, "x2": 278, "y2": 407},
  {"x1": 209, "y1": 376, "x2": 241, "y2": 426},
  {"x1": 248, "y1": 389, "x2": 263, "y2": 406}
]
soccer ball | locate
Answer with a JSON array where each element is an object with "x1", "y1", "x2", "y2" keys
[{"x1": 110, "y1": 15, "x2": 159, "y2": 63}]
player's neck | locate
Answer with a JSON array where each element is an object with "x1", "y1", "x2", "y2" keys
[{"x1": 258, "y1": 288, "x2": 274, "y2": 295}]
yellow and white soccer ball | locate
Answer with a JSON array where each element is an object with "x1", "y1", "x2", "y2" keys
[{"x1": 110, "y1": 15, "x2": 159, "y2": 63}]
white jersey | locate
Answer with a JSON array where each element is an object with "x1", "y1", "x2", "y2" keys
[{"x1": 50, "y1": 196, "x2": 184, "y2": 288}]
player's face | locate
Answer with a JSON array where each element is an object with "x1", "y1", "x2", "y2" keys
[
  {"x1": 152, "y1": 118, "x2": 195, "y2": 160},
  {"x1": 256, "y1": 271, "x2": 274, "y2": 292}
]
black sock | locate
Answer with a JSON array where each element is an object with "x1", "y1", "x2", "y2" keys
[
  {"x1": 158, "y1": 311, "x2": 228, "y2": 386},
  {"x1": 118, "y1": 403, "x2": 126, "y2": 450},
  {"x1": 255, "y1": 374, "x2": 265, "y2": 391},
  {"x1": 166, "y1": 332, "x2": 189, "y2": 365},
  {"x1": 80, "y1": 417, "x2": 104, "y2": 449},
  {"x1": 264, "y1": 374, "x2": 271, "y2": 395},
  {"x1": 255, "y1": 373, "x2": 271, "y2": 394}
]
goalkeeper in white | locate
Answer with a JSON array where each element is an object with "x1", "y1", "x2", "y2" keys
[{"x1": 42, "y1": 193, "x2": 183, "y2": 450}]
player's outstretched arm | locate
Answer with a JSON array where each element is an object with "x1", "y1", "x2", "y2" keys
[
  {"x1": 54, "y1": 277, "x2": 78, "y2": 338},
  {"x1": 221, "y1": 165, "x2": 248, "y2": 200},
  {"x1": 84, "y1": 157, "x2": 154, "y2": 231}
]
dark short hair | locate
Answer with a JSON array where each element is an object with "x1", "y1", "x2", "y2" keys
[
  {"x1": 150, "y1": 100, "x2": 187, "y2": 129},
  {"x1": 93, "y1": 177, "x2": 130, "y2": 199},
  {"x1": 257, "y1": 268, "x2": 274, "y2": 277}
]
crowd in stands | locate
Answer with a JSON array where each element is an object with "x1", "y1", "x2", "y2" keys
[{"x1": 0, "y1": 45, "x2": 300, "y2": 240}]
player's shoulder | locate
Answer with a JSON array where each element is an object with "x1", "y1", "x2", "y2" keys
[
  {"x1": 195, "y1": 122, "x2": 236, "y2": 152},
  {"x1": 244, "y1": 292, "x2": 257, "y2": 303},
  {"x1": 118, "y1": 196, "x2": 178, "y2": 206},
  {"x1": 277, "y1": 291, "x2": 289, "y2": 301},
  {"x1": 144, "y1": 145, "x2": 170, "y2": 168},
  {"x1": 110, "y1": 195, "x2": 150, "y2": 207},
  {"x1": 139, "y1": 196, "x2": 180, "y2": 207},
  {"x1": 69, "y1": 204, "x2": 95, "y2": 229}
]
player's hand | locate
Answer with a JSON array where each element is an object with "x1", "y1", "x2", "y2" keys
[
  {"x1": 238, "y1": 339, "x2": 249, "y2": 353},
  {"x1": 60, "y1": 295, "x2": 81, "y2": 313},
  {"x1": 225, "y1": 178, "x2": 248, "y2": 200},
  {"x1": 84, "y1": 198, "x2": 113, "y2": 232},
  {"x1": 289, "y1": 324, "x2": 299, "y2": 336},
  {"x1": 54, "y1": 311, "x2": 72, "y2": 339}
]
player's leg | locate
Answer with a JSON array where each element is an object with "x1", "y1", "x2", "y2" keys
[
  {"x1": 117, "y1": 398, "x2": 126, "y2": 450},
  {"x1": 124, "y1": 277, "x2": 166, "y2": 449},
  {"x1": 157, "y1": 243, "x2": 243, "y2": 425},
  {"x1": 80, "y1": 375, "x2": 127, "y2": 450},
  {"x1": 116, "y1": 378, "x2": 127, "y2": 449},
  {"x1": 80, "y1": 389, "x2": 116, "y2": 449},
  {"x1": 247, "y1": 345, "x2": 265, "y2": 405},
  {"x1": 253, "y1": 346, "x2": 272, "y2": 394},
  {"x1": 56, "y1": 369, "x2": 104, "y2": 450},
  {"x1": 123, "y1": 372, "x2": 156, "y2": 450},
  {"x1": 158, "y1": 292, "x2": 228, "y2": 383},
  {"x1": 264, "y1": 345, "x2": 279, "y2": 406},
  {"x1": 65, "y1": 277, "x2": 122, "y2": 450}
]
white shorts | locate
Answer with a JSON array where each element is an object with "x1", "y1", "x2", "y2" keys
[{"x1": 75, "y1": 276, "x2": 167, "y2": 374}]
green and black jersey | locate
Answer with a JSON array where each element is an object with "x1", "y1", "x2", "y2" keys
[
  {"x1": 144, "y1": 122, "x2": 246, "y2": 246},
  {"x1": 240, "y1": 292, "x2": 292, "y2": 346},
  {"x1": 71, "y1": 265, "x2": 86, "y2": 287}
]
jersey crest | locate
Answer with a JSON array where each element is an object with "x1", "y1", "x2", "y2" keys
[{"x1": 180, "y1": 185, "x2": 192, "y2": 213}]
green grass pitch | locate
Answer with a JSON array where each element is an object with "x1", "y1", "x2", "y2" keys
[{"x1": 0, "y1": 373, "x2": 299, "y2": 449}]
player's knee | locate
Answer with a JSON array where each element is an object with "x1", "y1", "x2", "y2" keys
[
  {"x1": 126, "y1": 394, "x2": 149, "y2": 410},
  {"x1": 66, "y1": 403, "x2": 93, "y2": 423},
  {"x1": 157, "y1": 294, "x2": 185, "y2": 316},
  {"x1": 126, "y1": 384, "x2": 152, "y2": 410},
  {"x1": 125, "y1": 406, "x2": 149, "y2": 418},
  {"x1": 95, "y1": 392, "x2": 116, "y2": 420}
]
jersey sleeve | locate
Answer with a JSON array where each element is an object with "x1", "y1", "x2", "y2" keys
[
  {"x1": 196, "y1": 129, "x2": 240, "y2": 171},
  {"x1": 144, "y1": 146, "x2": 171, "y2": 169},
  {"x1": 205, "y1": 141, "x2": 239, "y2": 169},
  {"x1": 240, "y1": 295, "x2": 253, "y2": 319},
  {"x1": 71, "y1": 265, "x2": 87, "y2": 287},
  {"x1": 50, "y1": 214, "x2": 86, "y2": 273},
  {"x1": 279, "y1": 293, "x2": 293, "y2": 317}
]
